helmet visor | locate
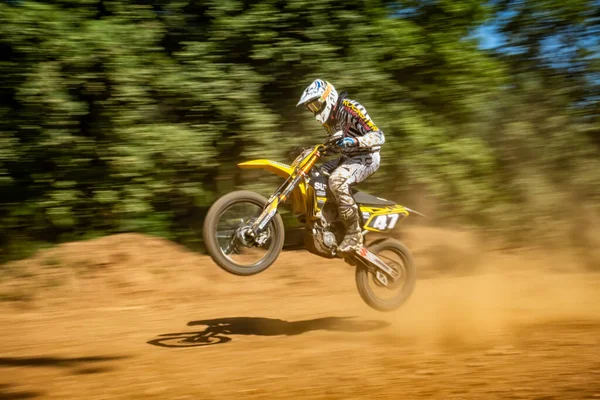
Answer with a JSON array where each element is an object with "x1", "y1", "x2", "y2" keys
[{"x1": 306, "y1": 99, "x2": 326, "y2": 115}]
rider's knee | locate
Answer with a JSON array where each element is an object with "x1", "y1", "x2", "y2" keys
[
  {"x1": 328, "y1": 174, "x2": 341, "y2": 192},
  {"x1": 328, "y1": 172, "x2": 348, "y2": 194},
  {"x1": 339, "y1": 204, "x2": 358, "y2": 220}
]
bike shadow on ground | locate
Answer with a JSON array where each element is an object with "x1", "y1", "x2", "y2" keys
[{"x1": 147, "y1": 316, "x2": 390, "y2": 348}]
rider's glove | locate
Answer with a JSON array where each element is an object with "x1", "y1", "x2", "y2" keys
[{"x1": 336, "y1": 137, "x2": 358, "y2": 148}]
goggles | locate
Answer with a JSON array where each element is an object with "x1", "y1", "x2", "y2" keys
[{"x1": 306, "y1": 99, "x2": 326, "y2": 115}]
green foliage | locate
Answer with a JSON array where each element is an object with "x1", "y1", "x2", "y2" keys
[{"x1": 0, "y1": 0, "x2": 598, "y2": 260}]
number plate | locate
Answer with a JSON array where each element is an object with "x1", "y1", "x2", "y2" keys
[{"x1": 366, "y1": 213, "x2": 401, "y2": 231}]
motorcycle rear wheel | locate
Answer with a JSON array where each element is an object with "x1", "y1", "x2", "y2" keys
[
  {"x1": 355, "y1": 238, "x2": 416, "y2": 312},
  {"x1": 203, "y1": 190, "x2": 285, "y2": 276}
]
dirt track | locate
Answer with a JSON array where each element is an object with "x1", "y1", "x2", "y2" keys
[{"x1": 1, "y1": 230, "x2": 600, "y2": 399}]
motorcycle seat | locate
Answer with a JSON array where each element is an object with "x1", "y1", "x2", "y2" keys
[{"x1": 351, "y1": 189, "x2": 396, "y2": 206}]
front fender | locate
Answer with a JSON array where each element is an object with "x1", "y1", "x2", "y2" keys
[
  {"x1": 238, "y1": 159, "x2": 312, "y2": 217},
  {"x1": 238, "y1": 159, "x2": 294, "y2": 179}
]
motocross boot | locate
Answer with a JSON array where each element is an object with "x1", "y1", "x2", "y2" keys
[{"x1": 338, "y1": 218, "x2": 363, "y2": 253}]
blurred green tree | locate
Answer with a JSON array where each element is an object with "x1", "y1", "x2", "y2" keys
[{"x1": 0, "y1": 0, "x2": 598, "y2": 260}]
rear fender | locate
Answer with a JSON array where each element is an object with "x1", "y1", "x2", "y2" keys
[{"x1": 360, "y1": 204, "x2": 410, "y2": 232}]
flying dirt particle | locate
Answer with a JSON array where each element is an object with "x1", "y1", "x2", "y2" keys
[
  {"x1": 236, "y1": 389, "x2": 260, "y2": 394},
  {"x1": 484, "y1": 345, "x2": 522, "y2": 356},
  {"x1": 414, "y1": 369, "x2": 436, "y2": 376},
  {"x1": 97, "y1": 306, "x2": 148, "y2": 312},
  {"x1": 465, "y1": 362, "x2": 486, "y2": 368},
  {"x1": 143, "y1": 387, "x2": 168, "y2": 395}
]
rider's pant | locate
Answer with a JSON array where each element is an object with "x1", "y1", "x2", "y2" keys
[{"x1": 321, "y1": 151, "x2": 381, "y2": 225}]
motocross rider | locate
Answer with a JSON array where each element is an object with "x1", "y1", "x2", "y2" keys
[{"x1": 297, "y1": 79, "x2": 384, "y2": 253}]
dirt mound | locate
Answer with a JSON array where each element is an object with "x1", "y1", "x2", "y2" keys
[
  {"x1": 0, "y1": 233, "x2": 220, "y2": 306},
  {"x1": 0, "y1": 227, "x2": 596, "y2": 306},
  {"x1": 15, "y1": 233, "x2": 199, "y2": 270}
]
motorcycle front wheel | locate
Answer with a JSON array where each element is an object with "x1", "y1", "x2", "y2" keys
[{"x1": 203, "y1": 190, "x2": 285, "y2": 276}]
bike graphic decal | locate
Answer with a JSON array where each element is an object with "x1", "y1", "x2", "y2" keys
[
  {"x1": 357, "y1": 247, "x2": 399, "y2": 280},
  {"x1": 256, "y1": 199, "x2": 279, "y2": 231},
  {"x1": 360, "y1": 205, "x2": 409, "y2": 232}
]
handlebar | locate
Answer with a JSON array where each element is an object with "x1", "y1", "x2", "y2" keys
[
  {"x1": 323, "y1": 135, "x2": 340, "y2": 148},
  {"x1": 318, "y1": 136, "x2": 340, "y2": 156}
]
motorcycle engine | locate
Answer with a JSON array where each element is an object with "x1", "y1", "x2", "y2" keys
[
  {"x1": 322, "y1": 231, "x2": 336, "y2": 248},
  {"x1": 305, "y1": 220, "x2": 338, "y2": 259},
  {"x1": 304, "y1": 199, "x2": 346, "y2": 259}
]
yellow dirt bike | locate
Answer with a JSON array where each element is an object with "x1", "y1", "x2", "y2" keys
[{"x1": 203, "y1": 140, "x2": 423, "y2": 312}]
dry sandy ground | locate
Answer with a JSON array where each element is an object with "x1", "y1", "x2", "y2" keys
[{"x1": 1, "y1": 228, "x2": 600, "y2": 399}]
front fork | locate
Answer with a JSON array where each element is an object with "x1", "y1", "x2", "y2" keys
[
  {"x1": 250, "y1": 170, "x2": 307, "y2": 237},
  {"x1": 249, "y1": 151, "x2": 321, "y2": 241}
]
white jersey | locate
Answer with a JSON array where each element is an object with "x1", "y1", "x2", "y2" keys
[{"x1": 324, "y1": 97, "x2": 385, "y2": 155}]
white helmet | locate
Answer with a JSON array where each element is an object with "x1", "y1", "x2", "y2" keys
[{"x1": 296, "y1": 79, "x2": 339, "y2": 125}]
